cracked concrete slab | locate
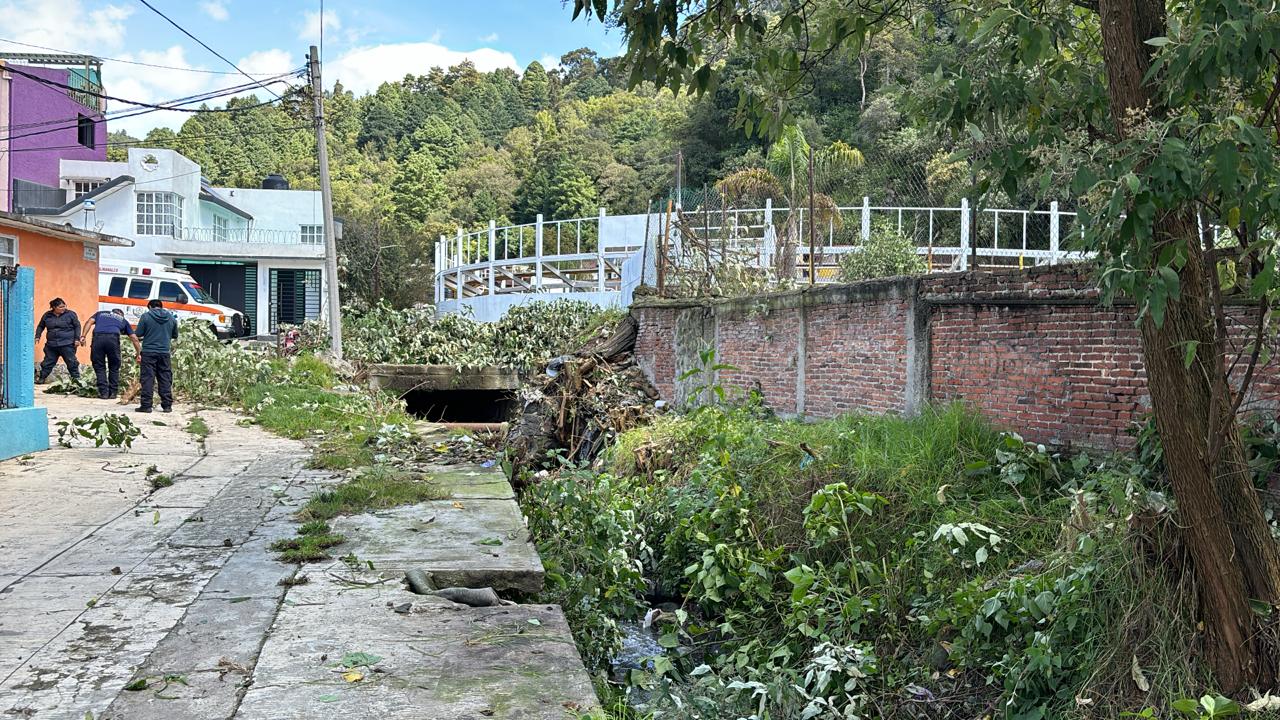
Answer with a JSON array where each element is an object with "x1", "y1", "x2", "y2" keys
[
  {"x1": 236, "y1": 571, "x2": 597, "y2": 720},
  {"x1": 331, "y1": 500, "x2": 545, "y2": 594}
]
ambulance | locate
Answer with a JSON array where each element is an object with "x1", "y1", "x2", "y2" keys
[{"x1": 99, "y1": 260, "x2": 248, "y2": 338}]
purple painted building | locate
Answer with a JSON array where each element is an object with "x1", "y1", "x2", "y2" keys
[{"x1": 0, "y1": 54, "x2": 107, "y2": 212}]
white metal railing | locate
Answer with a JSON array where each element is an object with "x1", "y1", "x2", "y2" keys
[
  {"x1": 181, "y1": 227, "x2": 315, "y2": 245},
  {"x1": 434, "y1": 200, "x2": 1093, "y2": 304}
]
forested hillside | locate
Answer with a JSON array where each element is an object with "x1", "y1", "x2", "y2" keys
[{"x1": 112, "y1": 32, "x2": 985, "y2": 305}]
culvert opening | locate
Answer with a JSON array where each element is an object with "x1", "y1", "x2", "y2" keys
[{"x1": 404, "y1": 388, "x2": 516, "y2": 423}]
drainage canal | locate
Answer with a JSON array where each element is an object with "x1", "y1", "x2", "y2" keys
[
  {"x1": 366, "y1": 364, "x2": 521, "y2": 425},
  {"x1": 403, "y1": 388, "x2": 516, "y2": 423}
]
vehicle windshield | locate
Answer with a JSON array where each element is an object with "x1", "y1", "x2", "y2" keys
[{"x1": 183, "y1": 282, "x2": 216, "y2": 304}]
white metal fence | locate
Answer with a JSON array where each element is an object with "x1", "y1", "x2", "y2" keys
[{"x1": 434, "y1": 199, "x2": 1091, "y2": 317}]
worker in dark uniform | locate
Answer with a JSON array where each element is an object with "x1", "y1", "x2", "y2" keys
[
  {"x1": 135, "y1": 299, "x2": 179, "y2": 414},
  {"x1": 35, "y1": 297, "x2": 82, "y2": 384},
  {"x1": 81, "y1": 308, "x2": 142, "y2": 400}
]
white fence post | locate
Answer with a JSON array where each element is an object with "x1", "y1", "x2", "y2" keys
[
  {"x1": 861, "y1": 196, "x2": 871, "y2": 242},
  {"x1": 535, "y1": 213, "x2": 545, "y2": 290},
  {"x1": 763, "y1": 198, "x2": 774, "y2": 269},
  {"x1": 1049, "y1": 200, "x2": 1060, "y2": 265},
  {"x1": 434, "y1": 237, "x2": 443, "y2": 304},
  {"x1": 597, "y1": 207, "x2": 607, "y2": 293},
  {"x1": 455, "y1": 228, "x2": 464, "y2": 300},
  {"x1": 487, "y1": 220, "x2": 497, "y2": 295},
  {"x1": 960, "y1": 198, "x2": 971, "y2": 271}
]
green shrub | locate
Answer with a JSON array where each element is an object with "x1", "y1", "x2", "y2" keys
[
  {"x1": 838, "y1": 218, "x2": 928, "y2": 281},
  {"x1": 525, "y1": 403, "x2": 1190, "y2": 718}
]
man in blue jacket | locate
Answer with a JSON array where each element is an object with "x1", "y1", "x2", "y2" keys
[
  {"x1": 81, "y1": 308, "x2": 143, "y2": 400},
  {"x1": 35, "y1": 297, "x2": 82, "y2": 383},
  {"x1": 135, "y1": 299, "x2": 179, "y2": 413}
]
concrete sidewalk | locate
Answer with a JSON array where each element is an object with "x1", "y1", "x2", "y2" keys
[
  {"x1": 0, "y1": 393, "x2": 331, "y2": 719},
  {"x1": 0, "y1": 392, "x2": 598, "y2": 719}
]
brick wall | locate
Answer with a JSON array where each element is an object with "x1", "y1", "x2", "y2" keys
[
  {"x1": 804, "y1": 300, "x2": 911, "y2": 416},
  {"x1": 717, "y1": 306, "x2": 802, "y2": 414},
  {"x1": 633, "y1": 306, "x2": 677, "y2": 401},
  {"x1": 631, "y1": 266, "x2": 1280, "y2": 451}
]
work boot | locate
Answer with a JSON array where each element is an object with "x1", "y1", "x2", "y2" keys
[
  {"x1": 161, "y1": 406, "x2": 172, "y2": 413},
  {"x1": 98, "y1": 394, "x2": 109, "y2": 400},
  {"x1": 135, "y1": 407, "x2": 152, "y2": 414}
]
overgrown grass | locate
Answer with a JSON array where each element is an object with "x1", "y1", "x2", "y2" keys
[
  {"x1": 184, "y1": 415, "x2": 210, "y2": 440},
  {"x1": 523, "y1": 400, "x2": 1208, "y2": 719},
  {"x1": 297, "y1": 466, "x2": 443, "y2": 522},
  {"x1": 270, "y1": 520, "x2": 348, "y2": 563},
  {"x1": 241, "y1": 383, "x2": 412, "y2": 471}
]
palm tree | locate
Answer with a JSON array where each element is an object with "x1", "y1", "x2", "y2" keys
[{"x1": 716, "y1": 124, "x2": 863, "y2": 277}]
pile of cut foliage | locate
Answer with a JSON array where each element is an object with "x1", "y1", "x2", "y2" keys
[
  {"x1": 342, "y1": 299, "x2": 615, "y2": 369},
  {"x1": 518, "y1": 399, "x2": 1268, "y2": 719},
  {"x1": 506, "y1": 313, "x2": 662, "y2": 482}
]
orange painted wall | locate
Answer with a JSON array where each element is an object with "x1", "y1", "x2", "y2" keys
[{"x1": 12, "y1": 227, "x2": 100, "y2": 364}]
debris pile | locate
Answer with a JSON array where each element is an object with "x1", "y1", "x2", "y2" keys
[{"x1": 507, "y1": 314, "x2": 662, "y2": 482}]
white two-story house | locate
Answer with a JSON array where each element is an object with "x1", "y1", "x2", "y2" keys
[{"x1": 23, "y1": 148, "x2": 336, "y2": 336}]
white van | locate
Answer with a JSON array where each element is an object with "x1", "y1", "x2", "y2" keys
[{"x1": 99, "y1": 260, "x2": 247, "y2": 338}]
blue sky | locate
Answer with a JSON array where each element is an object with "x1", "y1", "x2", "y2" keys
[{"x1": 0, "y1": 0, "x2": 619, "y2": 133}]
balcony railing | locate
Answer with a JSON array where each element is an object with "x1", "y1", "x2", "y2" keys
[{"x1": 181, "y1": 227, "x2": 319, "y2": 245}]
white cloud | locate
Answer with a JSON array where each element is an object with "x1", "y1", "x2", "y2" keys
[
  {"x1": 428, "y1": 30, "x2": 443, "y2": 43},
  {"x1": 538, "y1": 54, "x2": 562, "y2": 71},
  {"x1": 298, "y1": 9, "x2": 341, "y2": 43},
  {"x1": 479, "y1": 32, "x2": 499, "y2": 43},
  {"x1": 200, "y1": 0, "x2": 228, "y2": 21},
  {"x1": 329, "y1": 42, "x2": 519, "y2": 95},
  {"x1": 0, "y1": 0, "x2": 133, "y2": 53}
]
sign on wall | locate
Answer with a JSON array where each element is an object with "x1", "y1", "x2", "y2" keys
[{"x1": 82, "y1": 243, "x2": 97, "y2": 262}]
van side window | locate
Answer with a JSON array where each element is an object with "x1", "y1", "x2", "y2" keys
[
  {"x1": 108, "y1": 277, "x2": 126, "y2": 296},
  {"x1": 127, "y1": 279, "x2": 152, "y2": 300},
  {"x1": 159, "y1": 281, "x2": 187, "y2": 304}
]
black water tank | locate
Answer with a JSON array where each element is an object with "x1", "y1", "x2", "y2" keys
[{"x1": 261, "y1": 174, "x2": 290, "y2": 190}]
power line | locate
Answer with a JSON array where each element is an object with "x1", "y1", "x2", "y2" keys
[
  {"x1": 0, "y1": 36, "x2": 285, "y2": 75},
  {"x1": 0, "y1": 123, "x2": 312, "y2": 153},
  {"x1": 134, "y1": 0, "x2": 287, "y2": 102},
  {"x1": 0, "y1": 71, "x2": 301, "y2": 135},
  {"x1": 0, "y1": 91, "x2": 295, "y2": 146},
  {"x1": 3, "y1": 63, "x2": 301, "y2": 114}
]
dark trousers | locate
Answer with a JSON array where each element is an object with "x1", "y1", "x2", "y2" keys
[
  {"x1": 91, "y1": 334, "x2": 122, "y2": 397},
  {"x1": 139, "y1": 352, "x2": 173, "y2": 410},
  {"x1": 39, "y1": 343, "x2": 79, "y2": 381}
]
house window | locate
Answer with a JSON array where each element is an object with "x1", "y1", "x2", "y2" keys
[
  {"x1": 213, "y1": 215, "x2": 228, "y2": 242},
  {"x1": 73, "y1": 180, "x2": 103, "y2": 199},
  {"x1": 300, "y1": 225, "x2": 324, "y2": 245},
  {"x1": 77, "y1": 115, "x2": 95, "y2": 149},
  {"x1": 136, "y1": 192, "x2": 184, "y2": 237},
  {"x1": 0, "y1": 235, "x2": 16, "y2": 267}
]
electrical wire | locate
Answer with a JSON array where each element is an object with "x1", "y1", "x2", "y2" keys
[
  {"x1": 134, "y1": 0, "x2": 286, "y2": 101},
  {"x1": 0, "y1": 123, "x2": 312, "y2": 153},
  {"x1": 0, "y1": 36, "x2": 292, "y2": 76},
  {"x1": 0, "y1": 93, "x2": 294, "y2": 146},
  {"x1": 0, "y1": 71, "x2": 301, "y2": 140},
  {"x1": 3, "y1": 64, "x2": 301, "y2": 114}
]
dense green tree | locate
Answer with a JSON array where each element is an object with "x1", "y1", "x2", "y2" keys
[{"x1": 518, "y1": 61, "x2": 551, "y2": 120}]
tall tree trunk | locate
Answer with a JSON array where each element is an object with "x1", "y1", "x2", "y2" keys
[{"x1": 1099, "y1": 0, "x2": 1280, "y2": 690}]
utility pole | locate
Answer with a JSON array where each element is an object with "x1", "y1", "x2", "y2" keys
[{"x1": 308, "y1": 45, "x2": 343, "y2": 359}]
